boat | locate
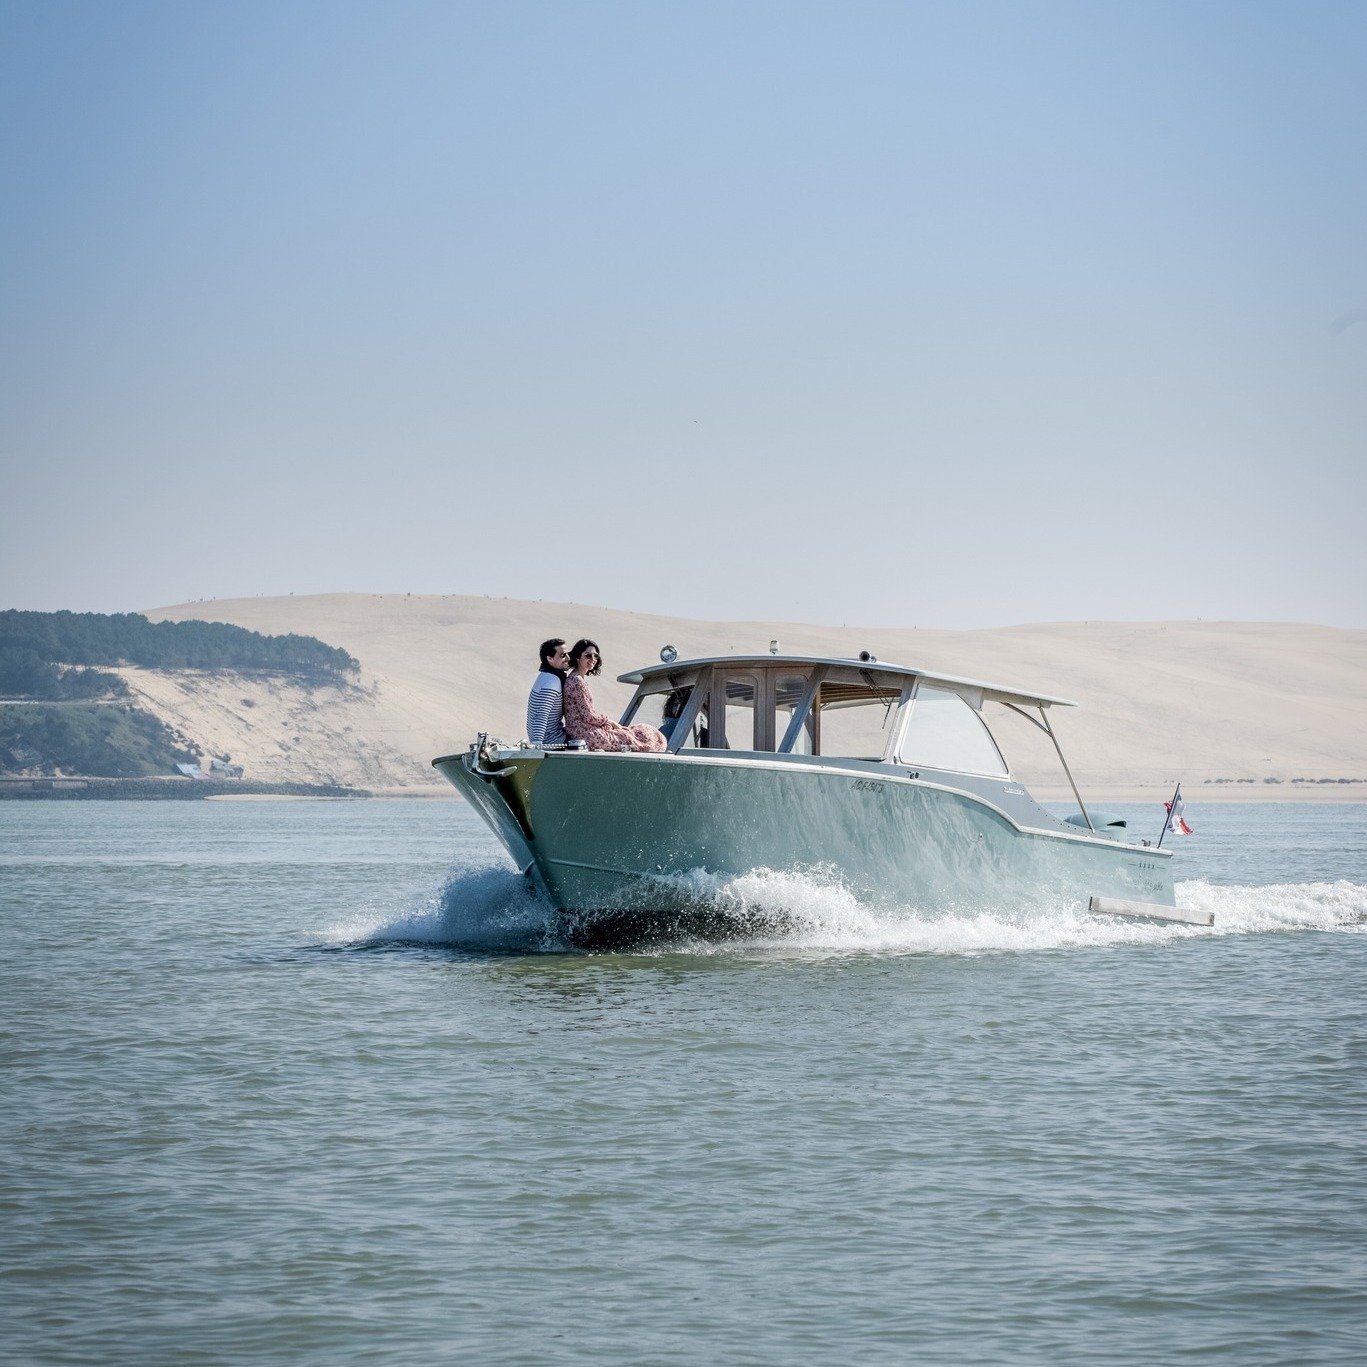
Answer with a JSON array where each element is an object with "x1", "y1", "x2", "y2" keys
[{"x1": 432, "y1": 650, "x2": 1208, "y2": 938}]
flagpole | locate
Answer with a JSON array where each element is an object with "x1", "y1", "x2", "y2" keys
[{"x1": 1156, "y1": 781, "x2": 1182, "y2": 849}]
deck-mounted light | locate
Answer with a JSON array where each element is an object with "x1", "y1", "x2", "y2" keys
[
  {"x1": 859, "y1": 650, "x2": 878, "y2": 663},
  {"x1": 660, "y1": 644, "x2": 677, "y2": 664}
]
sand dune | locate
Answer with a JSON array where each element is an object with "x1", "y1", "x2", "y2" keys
[{"x1": 141, "y1": 594, "x2": 1367, "y2": 799}]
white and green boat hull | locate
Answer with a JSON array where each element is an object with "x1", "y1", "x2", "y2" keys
[{"x1": 434, "y1": 748, "x2": 1175, "y2": 925}]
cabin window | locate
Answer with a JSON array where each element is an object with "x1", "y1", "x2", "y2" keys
[
  {"x1": 718, "y1": 673, "x2": 758, "y2": 750},
  {"x1": 664, "y1": 685, "x2": 710, "y2": 750},
  {"x1": 898, "y1": 685, "x2": 1009, "y2": 776},
  {"x1": 774, "y1": 673, "x2": 814, "y2": 755},
  {"x1": 628, "y1": 688, "x2": 672, "y2": 735},
  {"x1": 673, "y1": 711, "x2": 712, "y2": 750},
  {"x1": 816, "y1": 687, "x2": 900, "y2": 760},
  {"x1": 621, "y1": 681, "x2": 711, "y2": 749}
]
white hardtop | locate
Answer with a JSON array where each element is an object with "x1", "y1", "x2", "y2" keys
[{"x1": 617, "y1": 654, "x2": 1076, "y2": 710}]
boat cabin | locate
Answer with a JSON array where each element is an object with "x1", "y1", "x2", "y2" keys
[{"x1": 617, "y1": 654, "x2": 1076, "y2": 778}]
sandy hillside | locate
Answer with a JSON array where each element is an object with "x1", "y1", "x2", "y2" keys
[
  {"x1": 113, "y1": 666, "x2": 415, "y2": 789},
  {"x1": 137, "y1": 594, "x2": 1367, "y2": 798}
]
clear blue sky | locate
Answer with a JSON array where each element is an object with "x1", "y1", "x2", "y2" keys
[{"x1": 2, "y1": 0, "x2": 1363, "y2": 627}]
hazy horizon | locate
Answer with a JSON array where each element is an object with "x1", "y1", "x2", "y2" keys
[
  {"x1": 3, "y1": 1, "x2": 1364, "y2": 629},
  {"x1": 130, "y1": 589, "x2": 1364, "y2": 637}
]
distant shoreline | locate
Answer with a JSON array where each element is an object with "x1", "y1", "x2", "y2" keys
[
  {"x1": 131, "y1": 595, "x2": 1366, "y2": 796},
  {"x1": 394, "y1": 783, "x2": 1367, "y2": 805},
  {"x1": 4, "y1": 778, "x2": 1364, "y2": 804},
  {"x1": 1030, "y1": 784, "x2": 1367, "y2": 805},
  {"x1": 0, "y1": 777, "x2": 369, "y2": 801}
]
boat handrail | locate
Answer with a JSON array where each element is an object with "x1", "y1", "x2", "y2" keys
[
  {"x1": 468, "y1": 733, "x2": 518, "y2": 779},
  {"x1": 997, "y1": 702, "x2": 1095, "y2": 832}
]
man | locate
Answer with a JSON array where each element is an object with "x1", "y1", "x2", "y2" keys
[{"x1": 526, "y1": 638, "x2": 569, "y2": 746}]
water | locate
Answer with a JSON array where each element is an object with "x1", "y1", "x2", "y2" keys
[{"x1": 2, "y1": 799, "x2": 1365, "y2": 1365}]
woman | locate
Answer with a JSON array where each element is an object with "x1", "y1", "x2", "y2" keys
[{"x1": 562, "y1": 639, "x2": 668, "y2": 752}]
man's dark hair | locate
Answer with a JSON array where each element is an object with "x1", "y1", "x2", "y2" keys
[{"x1": 539, "y1": 638, "x2": 566, "y2": 667}]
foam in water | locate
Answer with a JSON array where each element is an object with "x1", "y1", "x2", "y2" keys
[
  {"x1": 322, "y1": 861, "x2": 1367, "y2": 958},
  {"x1": 1176, "y1": 877, "x2": 1367, "y2": 935},
  {"x1": 321, "y1": 861, "x2": 568, "y2": 953}
]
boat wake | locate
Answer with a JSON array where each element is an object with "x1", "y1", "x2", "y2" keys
[
  {"x1": 672, "y1": 869, "x2": 1367, "y2": 956},
  {"x1": 320, "y1": 862, "x2": 569, "y2": 954},
  {"x1": 322, "y1": 863, "x2": 1367, "y2": 958},
  {"x1": 621, "y1": 866, "x2": 1367, "y2": 956}
]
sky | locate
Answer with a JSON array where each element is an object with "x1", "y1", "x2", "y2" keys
[{"x1": 1, "y1": 0, "x2": 1364, "y2": 629}]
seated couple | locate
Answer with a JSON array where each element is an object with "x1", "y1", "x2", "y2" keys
[{"x1": 526, "y1": 638, "x2": 667, "y2": 753}]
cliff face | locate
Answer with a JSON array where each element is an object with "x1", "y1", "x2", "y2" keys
[
  {"x1": 135, "y1": 594, "x2": 1367, "y2": 793},
  {"x1": 113, "y1": 666, "x2": 422, "y2": 789}
]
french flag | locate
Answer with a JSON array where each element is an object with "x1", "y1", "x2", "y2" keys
[{"x1": 1165, "y1": 786, "x2": 1194, "y2": 836}]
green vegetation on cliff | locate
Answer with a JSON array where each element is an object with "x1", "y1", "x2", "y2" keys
[
  {"x1": 0, "y1": 609, "x2": 358, "y2": 699},
  {"x1": 0, "y1": 704, "x2": 199, "y2": 778},
  {"x1": 0, "y1": 649, "x2": 125, "y2": 700}
]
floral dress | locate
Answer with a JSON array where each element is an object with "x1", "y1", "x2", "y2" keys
[{"x1": 563, "y1": 673, "x2": 668, "y2": 752}]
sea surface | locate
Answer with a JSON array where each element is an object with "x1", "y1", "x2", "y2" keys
[{"x1": 2, "y1": 798, "x2": 1365, "y2": 1365}]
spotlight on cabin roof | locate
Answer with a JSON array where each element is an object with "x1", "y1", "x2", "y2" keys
[
  {"x1": 859, "y1": 650, "x2": 878, "y2": 663},
  {"x1": 660, "y1": 644, "x2": 677, "y2": 664},
  {"x1": 769, "y1": 639, "x2": 780, "y2": 655}
]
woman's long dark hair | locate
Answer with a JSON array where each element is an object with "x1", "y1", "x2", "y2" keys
[{"x1": 568, "y1": 638, "x2": 602, "y2": 676}]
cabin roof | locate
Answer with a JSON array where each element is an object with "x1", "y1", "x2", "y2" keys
[{"x1": 617, "y1": 654, "x2": 1076, "y2": 709}]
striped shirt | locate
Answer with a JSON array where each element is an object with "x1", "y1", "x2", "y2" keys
[{"x1": 526, "y1": 671, "x2": 566, "y2": 746}]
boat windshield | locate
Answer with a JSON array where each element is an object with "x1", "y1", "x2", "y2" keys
[
  {"x1": 816, "y1": 688, "x2": 901, "y2": 760},
  {"x1": 620, "y1": 657, "x2": 1076, "y2": 780},
  {"x1": 721, "y1": 673, "x2": 758, "y2": 750},
  {"x1": 898, "y1": 685, "x2": 1008, "y2": 776}
]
